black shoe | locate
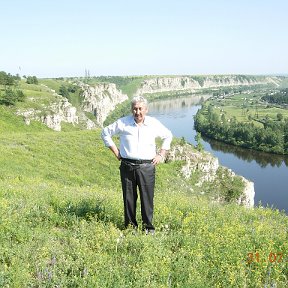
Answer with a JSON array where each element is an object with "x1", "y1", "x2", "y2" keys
[{"x1": 145, "y1": 229, "x2": 155, "y2": 236}]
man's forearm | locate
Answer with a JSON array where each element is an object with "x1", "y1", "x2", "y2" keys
[{"x1": 109, "y1": 145, "x2": 121, "y2": 160}]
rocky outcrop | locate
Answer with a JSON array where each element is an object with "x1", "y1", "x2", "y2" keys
[
  {"x1": 79, "y1": 82, "x2": 128, "y2": 127},
  {"x1": 166, "y1": 143, "x2": 255, "y2": 208},
  {"x1": 17, "y1": 82, "x2": 128, "y2": 130},
  {"x1": 237, "y1": 177, "x2": 255, "y2": 207},
  {"x1": 17, "y1": 97, "x2": 79, "y2": 131},
  {"x1": 41, "y1": 98, "x2": 78, "y2": 131},
  {"x1": 167, "y1": 143, "x2": 219, "y2": 184},
  {"x1": 136, "y1": 75, "x2": 280, "y2": 95}
]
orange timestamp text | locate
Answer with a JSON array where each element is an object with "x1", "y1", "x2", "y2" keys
[{"x1": 247, "y1": 252, "x2": 285, "y2": 264}]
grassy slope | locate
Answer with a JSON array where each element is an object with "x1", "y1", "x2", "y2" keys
[
  {"x1": 83, "y1": 76, "x2": 149, "y2": 98},
  {"x1": 0, "y1": 108, "x2": 288, "y2": 286},
  {"x1": 17, "y1": 80, "x2": 60, "y2": 110},
  {"x1": 14, "y1": 79, "x2": 93, "y2": 131},
  {"x1": 0, "y1": 106, "x2": 50, "y2": 133},
  {"x1": 39, "y1": 79, "x2": 83, "y2": 109}
]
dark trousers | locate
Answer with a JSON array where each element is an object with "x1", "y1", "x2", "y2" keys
[{"x1": 119, "y1": 161, "x2": 155, "y2": 230}]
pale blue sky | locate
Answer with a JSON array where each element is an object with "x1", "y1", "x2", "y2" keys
[{"x1": 1, "y1": 0, "x2": 287, "y2": 78}]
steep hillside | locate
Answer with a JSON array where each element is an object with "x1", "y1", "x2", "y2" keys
[
  {"x1": 15, "y1": 79, "x2": 94, "y2": 131},
  {"x1": 1, "y1": 74, "x2": 288, "y2": 286},
  {"x1": 0, "y1": 129, "x2": 287, "y2": 287},
  {"x1": 4, "y1": 75, "x2": 284, "y2": 131},
  {"x1": 136, "y1": 75, "x2": 280, "y2": 95},
  {"x1": 0, "y1": 105, "x2": 50, "y2": 133}
]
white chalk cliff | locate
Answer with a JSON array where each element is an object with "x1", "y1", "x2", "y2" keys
[
  {"x1": 17, "y1": 95, "x2": 79, "y2": 132},
  {"x1": 136, "y1": 75, "x2": 280, "y2": 95},
  {"x1": 167, "y1": 143, "x2": 255, "y2": 208},
  {"x1": 79, "y1": 82, "x2": 128, "y2": 127},
  {"x1": 17, "y1": 82, "x2": 128, "y2": 131}
]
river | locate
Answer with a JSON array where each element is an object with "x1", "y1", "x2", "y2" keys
[{"x1": 148, "y1": 95, "x2": 288, "y2": 213}]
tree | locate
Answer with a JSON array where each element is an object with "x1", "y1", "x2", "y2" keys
[
  {"x1": 59, "y1": 85, "x2": 70, "y2": 98},
  {"x1": 0, "y1": 88, "x2": 25, "y2": 106},
  {"x1": 277, "y1": 113, "x2": 283, "y2": 121},
  {"x1": 0, "y1": 89, "x2": 18, "y2": 105},
  {"x1": 284, "y1": 120, "x2": 288, "y2": 153},
  {"x1": 0, "y1": 71, "x2": 15, "y2": 86},
  {"x1": 195, "y1": 132, "x2": 204, "y2": 151},
  {"x1": 26, "y1": 76, "x2": 38, "y2": 84},
  {"x1": 16, "y1": 90, "x2": 25, "y2": 102}
]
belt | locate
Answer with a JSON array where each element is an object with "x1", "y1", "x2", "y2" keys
[{"x1": 121, "y1": 158, "x2": 152, "y2": 164}]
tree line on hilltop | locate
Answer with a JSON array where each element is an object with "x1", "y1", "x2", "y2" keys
[
  {"x1": 195, "y1": 103, "x2": 288, "y2": 155},
  {"x1": 0, "y1": 71, "x2": 38, "y2": 106}
]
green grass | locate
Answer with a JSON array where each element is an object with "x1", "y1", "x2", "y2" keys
[
  {"x1": 0, "y1": 125, "x2": 288, "y2": 287},
  {"x1": 1, "y1": 76, "x2": 288, "y2": 286},
  {"x1": 211, "y1": 91, "x2": 288, "y2": 126},
  {"x1": 17, "y1": 80, "x2": 60, "y2": 109},
  {"x1": 39, "y1": 79, "x2": 83, "y2": 109},
  {"x1": 10, "y1": 79, "x2": 91, "y2": 131},
  {"x1": 119, "y1": 77, "x2": 147, "y2": 97},
  {"x1": 83, "y1": 76, "x2": 149, "y2": 98},
  {"x1": 0, "y1": 106, "x2": 50, "y2": 133}
]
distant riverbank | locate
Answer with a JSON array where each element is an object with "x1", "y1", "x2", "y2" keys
[{"x1": 194, "y1": 91, "x2": 288, "y2": 155}]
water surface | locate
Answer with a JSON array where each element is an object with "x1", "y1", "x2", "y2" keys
[{"x1": 148, "y1": 95, "x2": 288, "y2": 212}]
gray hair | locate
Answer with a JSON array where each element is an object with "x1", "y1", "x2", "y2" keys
[{"x1": 131, "y1": 96, "x2": 148, "y2": 107}]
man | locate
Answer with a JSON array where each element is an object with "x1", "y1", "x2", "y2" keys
[{"x1": 101, "y1": 96, "x2": 173, "y2": 234}]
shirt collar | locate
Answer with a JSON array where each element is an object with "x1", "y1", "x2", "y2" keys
[{"x1": 129, "y1": 115, "x2": 151, "y2": 126}]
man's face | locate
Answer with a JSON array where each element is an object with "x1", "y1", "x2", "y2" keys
[{"x1": 132, "y1": 101, "x2": 148, "y2": 124}]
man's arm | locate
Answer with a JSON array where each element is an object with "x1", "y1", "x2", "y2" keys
[
  {"x1": 101, "y1": 121, "x2": 121, "y2": 161},
  {"x1": 109, "y1": 145, "x2": 121, "y2": 161},
  {"x1": 152, "y1": 120, "x2": 173, "y2": 165},
  {"x1": 152, "y1": 148, "x2": 167, "y2": 165}
]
